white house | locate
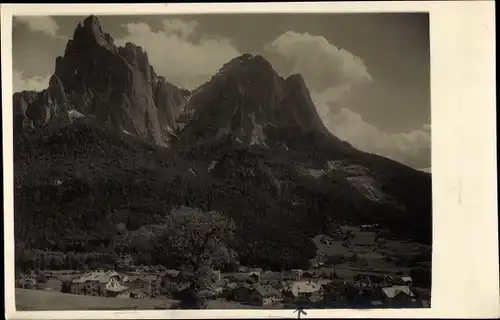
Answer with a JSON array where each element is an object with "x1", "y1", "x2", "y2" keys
[{"x1": 71, "y1": 270, "x2": 123, "y2": 296}]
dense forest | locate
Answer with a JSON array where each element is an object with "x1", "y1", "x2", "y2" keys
[{"x1": 14, "y1": 119, "x2": 431, "y2": 272}]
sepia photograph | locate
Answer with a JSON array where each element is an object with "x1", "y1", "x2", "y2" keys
[
  {"x1": 10, "y1": 11, "x2": 433, "y2": 311},
  {"x1": 2, "y1": 2, "x2": 498, "y2": 319}
]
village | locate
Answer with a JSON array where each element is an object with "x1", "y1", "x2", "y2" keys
[{"x1": 15, "y1": 224, "x2": 431, "y2": 309}]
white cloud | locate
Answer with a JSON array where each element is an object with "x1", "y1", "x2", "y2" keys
[
  {"x1": 13, "y1": 70, "x2": 50, "y2": 92},
  {"x1": 15, "y1": 16, "x2": 61, "y2": 37},
  {"x1": 265, "y1": 31, "x2": 372, "y2": 92},
  {"x1": 266, "y1": 31, "x2": 430, "y2": 169},
  {"x1": 115, "y1": 19, "x2": 241, "y2": 90},
  {"x1": 321, "y1": 107, "x2": 431, "y2": 168}
]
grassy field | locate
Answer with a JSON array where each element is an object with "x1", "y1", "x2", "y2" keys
[
  {"x1": 16, "y1": 289, "x2": 284, "y2": 310},
  {"x1": 310, "y1": 228, "x2": 428, "y2": 277},
  {"x1": 16, "y1": 289, "x2": 178, "y2": 311}
]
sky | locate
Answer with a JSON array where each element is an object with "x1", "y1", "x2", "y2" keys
[{"x1": 12, "y1": 14, "x2": 431, "y2": 171}]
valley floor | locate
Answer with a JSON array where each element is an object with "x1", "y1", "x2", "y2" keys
[
  {"x1": 15, "y1": 288, "x2": 282, "y2": 310},
  {"x1": 15, "y1": 288, "x2": 177, "y2": 311}
]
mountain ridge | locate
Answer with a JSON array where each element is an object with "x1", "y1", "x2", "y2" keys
[
  {"x1": 14, "y1": 15, "x2": 190, "y2": 146},
  {"x1": 13, "y1": 15, "x2": 432, "y2": 271},
  {"x1": 179, "y1": 53, "x2": 335, "y2": 150}
]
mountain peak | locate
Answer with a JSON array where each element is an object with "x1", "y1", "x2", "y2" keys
[
  {"x1": 219, "y1": 53, "x2": 276, "y2": 76},
  {"x1": 83, "y1": 15, "x2": 102, "y2": 32},
  {"x1": 71, "y1": 15, "x2": 117, "y2": 53},
  {"x1": 285, "y1": 73, "x2": 306, "y2": 86},
  {"x1": 15, "y1": 14, "x2": 190, "y2": 146},
  {"x1": 181, "y1": 54, "x2": 332, "y2": 147}
]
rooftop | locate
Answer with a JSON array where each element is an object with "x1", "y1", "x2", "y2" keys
[
  {"x1": 72, "y1": 270, "x2": 119, "y2": 284},
  {"x1": 381, "y1": 285, "x2": 415, "y2": 298},
  {"x1": 290, "y1": 281, "x2": 322, "y2": 297},
  {"x1": 253, "y1": 284, "x2": 279, "y2": 297},
  {"x1": 106, "y1": 284, "x2": 129, "y2": 293}
]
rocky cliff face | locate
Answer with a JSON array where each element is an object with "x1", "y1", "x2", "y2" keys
[
  {"x1": 13, "y1": 91, "x2": 38, "y2": 134},
  {"x1": 179, "y1": 54, "x2": 333, "y2": 148},
  {"x1": 13, "y1": 15, "x2": 189, "y2": 146}
]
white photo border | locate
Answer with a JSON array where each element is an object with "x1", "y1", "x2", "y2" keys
[{"x1": 2, "y1": 1, "x2": 498, "y2": 319}]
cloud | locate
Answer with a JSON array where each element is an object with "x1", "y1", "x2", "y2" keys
[
  {"x1": 15, "y1": 16, "x2": 62, "y2": 38},
  {"x1": 322, "y1": 107, "x2": 431, "y2": 169},
  {"x1": 266, "y1": 31, "x2": 430, "y2": 169},
  {"x1": 115, "y1": 19, "x2": 241, "y2": 90},
  {"x1": 13, "y1": 70, "x2": 50, "y2": 92},
  {"x1": 265, "y1": 31, "x2": 372, "y2": 93}
]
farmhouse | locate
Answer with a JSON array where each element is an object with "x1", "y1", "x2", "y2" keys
[
  {"x1": 231, "y1": 284, "x2": 255, "y2": 302},
  {"x1": 381, "y1": 285, "x2": 416, "y2": 307},
  {"x1": 125, "y1": 274, "x2": 161, "y2": 298},
  {"x1": 282, "y1": 280, "x2": 323, "y2": 303},
  {"x1": 248, "y1": 284, "x2": 281, "y2": 306},
  {"x1": 70, "y1": 270, "x2": 125, "y2": 296},
  {"x1": 400, "y1": 276, "x2": 413, "y2": 288}
]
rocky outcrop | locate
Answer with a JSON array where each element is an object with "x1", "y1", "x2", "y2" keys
[
  {"x1": 55, "y1": 15, "x2": 166, "y2": 145},
  {"x1": 13, "y1": 91, "x2": 38, "y2": 133},
  {"x1": 152, "y1": 77, "x2": 190, "y2": 133},
  {"x1": 282, "y1": 74, "x2": 329, "y2": 135},
  {"x1": 15, "y1": 75, "x2": 73, "y2": 133},
  {"x1": 13, "y1": 15, "x2": 189, "y2": 146},
  {"x1": 179, "y1": 54, "x2": 332, "y2": 147}
]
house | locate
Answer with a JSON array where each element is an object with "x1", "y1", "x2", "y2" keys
[
  {"x1": 129, "y1": 289, "x2": 148, "y2": 299},
  {"x1": 22, "y1": 278, "x2": 37, "y2": 289},
  {"x1": 248, "y1": 271, "x2": 260, "y2": 282},
  {"x1": 381, "y1": 285, "x2": 416, "y2": 307},
  {"x1": 400, "y1": 276, "x2": 413, "y2": 288},
  {"x1": 164, "y1": 269, "x2": 181, "y2": 278},
  {"x1": 225, "y1": 282, "x2": 239, "y2": 290},
  {"x1": 316, "y1": 267, "x2": 336, "y2": 279},
  {"x1": 212, "y1": 270, "x2": 221, "y2": 282},
  {"x1": 354, "y1": 272, "x2": 394, "y2": 288},
  {"x1": 289, "y1": 269, "x2": 303, "y2": 280},
  {"x1": 283, "y1": 270, "x2": 302, "y2": 281},
  {"x1": 106, "y1": 283, "x2": 129, "y2": 297},
  {"x1": 248, "y1": 284, "x2": 281, "y2": 306},
  {"x1": 70, "y1": 270, "x2": 121, "y2": 296},
  {"x1": 126, "y1": 274, "x2": 161, "y2": 298},
  {"x1": 231, "y1": 284, "x2": 255, "y2": 302},
  {"x1": 282, "y1": 280, "x2": 323, "y2": 303}
]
